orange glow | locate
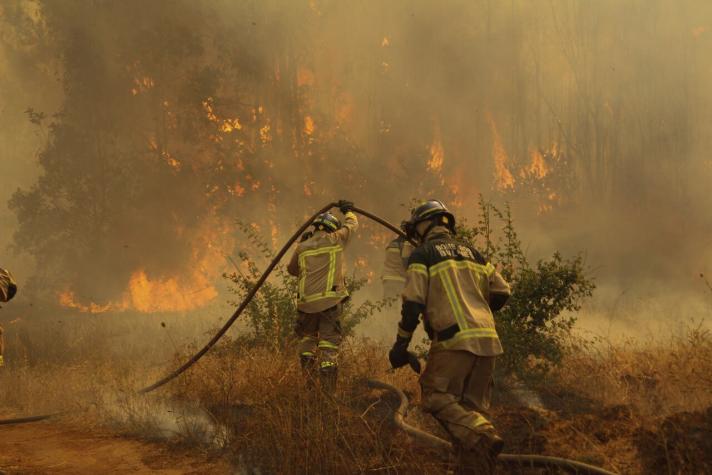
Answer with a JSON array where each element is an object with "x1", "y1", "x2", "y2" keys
[
  {"x1": 304, "y1": 115, "x2": 315, "y2": 135},
  {"x1": 381, "y1": 37, "x2": 390, "y2": 47},
  {"x1": 486, "y1": 112, "x2": 515, "y2": 190}
]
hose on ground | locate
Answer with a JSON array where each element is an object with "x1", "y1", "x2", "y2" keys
[
  {"x1": 367, "y1": 379, "x2": 618, "y2": 475},
  {"x1": 0, "y1": 412, "x2": 59, "y2": 426}
]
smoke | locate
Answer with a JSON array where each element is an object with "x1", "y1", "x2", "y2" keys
[{"x1": 1, "y1": 0, "x2": 711, "y2": 334}]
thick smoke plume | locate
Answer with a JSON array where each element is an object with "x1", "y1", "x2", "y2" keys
[{"x1": 1, "y1": 1, "x2": 711, "y2": 332}]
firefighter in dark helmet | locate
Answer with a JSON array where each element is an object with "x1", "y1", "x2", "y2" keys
[
  {"x1": 388, "y1": 200, "x2": 511, "y2": 474},
  {"x1": 287, "y1": 200, "x2": 358, "y2": 389},
  {"x1": 0, "y1": 267, "x2": 18, "y2": 368}
]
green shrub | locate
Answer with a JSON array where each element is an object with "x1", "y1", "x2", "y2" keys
[
  {"x1": 224, "y1": 222, "x2": 387, "y2": 349},
  {"x1": 458, "y1": 197, "x2": 595, "y2": 378}
]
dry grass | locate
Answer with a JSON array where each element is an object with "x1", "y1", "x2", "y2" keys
[
  {"x1": 1, "y1": 318, "x2": 711, "y2": 474},
  {"x1": 551, "y1": 323, "x2": 712, "y2": 416}
]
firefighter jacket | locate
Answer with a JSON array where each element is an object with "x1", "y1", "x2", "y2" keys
[
  {"x1": 0, "y1": 267, "x2": 17, "y2": 303},
  {"x1": 399, "y1": 226, "x2": 511, "y2": 356},
  {"x1": 287, "y1": 212, "x2": 358, "y2": 313},
  {"x1": 382, "y1": 237, "x2": 414, "y2": 285}
]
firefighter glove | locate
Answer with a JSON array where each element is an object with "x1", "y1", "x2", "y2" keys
[
  {"x1": 336, "y1": 199, "x2": 354, "y2": 214},
  {"x1": 389, "y1": 335, "x2": 412, "y2": 369}
]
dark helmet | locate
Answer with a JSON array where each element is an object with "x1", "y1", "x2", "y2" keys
[
  {"x1": 407, "y1": 200, "x2": 456, "y2": 238},
  {"x1": 312, "y1": 212, "x2": 341, "y2": 232}
]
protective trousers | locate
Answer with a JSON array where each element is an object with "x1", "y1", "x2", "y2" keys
[
  {"x1": 420, "y1": 349, "x2": 498, "y2": 469},
  {"x1": 295, "y1": 304, "x2": 343, "y2": 373}
]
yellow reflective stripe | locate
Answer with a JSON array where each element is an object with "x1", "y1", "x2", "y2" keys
[
  {"x1": 382, "y1": 275, "x2": 406, "y2": 282},
  {"x1": 484, "y1": 262, "x2": 496, "y2": 277},
  {"x1": 325, "y1": 247, "x2": 340, "y2": 295},
  {"x1": 298, "y1": 252, "x2": 307, "y2": 299},
  {"x1": 299, "y1": 245, "x2": 341, "y2": 258},
  {"x1": 300, "y1": 351, "x2": 315, "y2": 357},
  {"x1": 299, "y1": 336, "x2": 316, "y2": 343},
  {"x1": 386, "y1": 247, "x2": 402, "y2": 253},
  {"x1": 434, "y1": 327, "x2": 499, "y2": 350},
  {"x1": 320, "y1": 361, "x2": 337, "y2": 368},
  {"x1": 397, "y1": 326, "x2": 413, "y2": 339},
  {"x1": 318, "y1": 340, "x2": 339, "y2": 350},
  {"x1": 439, "y1": 271, "x2": 468, "y2": 330},
  {"x1": 471, "y1": 414, "x2": 492, "y2": 429},
  {"x1": 429, "y1": 259, "x2": 491, "y2": 277},
  {"x1": 408, "y1": 263, "x2": 428, "y2": 276},
  {"x1": 300, "y1": 291, "x2": 344, "y2": 303}
]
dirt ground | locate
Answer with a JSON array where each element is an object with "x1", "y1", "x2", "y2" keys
[{"x1": 0, "y1": 421, "x2": 231, "y2": 475}]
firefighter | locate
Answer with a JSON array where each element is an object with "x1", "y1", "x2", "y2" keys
[
  {"x1": 381, "y1": 222, "x2": 415, "y2": 300},
  {"x1": 287, "y1": 200, "x2": 358, "y2": 388},
  {"x1": 0, "y1": 267, "x2": 18, "y2": 368},
  {"x1": 388, "y1": 200, "x2": 511, "y2": 474}
]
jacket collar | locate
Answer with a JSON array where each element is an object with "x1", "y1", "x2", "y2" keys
[{"x1": 423, "y1": 225, "x2": 452, "y2": 242}]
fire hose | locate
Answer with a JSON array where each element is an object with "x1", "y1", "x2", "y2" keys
[{"x1": 0, "y1": 202, "x2": 618, "y2": 474}]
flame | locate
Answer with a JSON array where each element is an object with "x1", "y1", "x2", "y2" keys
[
  {"x1": 381, "y1": 37, "x2": 390, "y2": 47},
  {"x1": 58, "y1": 290, "x2": 126, "y2": 314},
  {"x1": 131, "y1": 76, "x2": 154, "y2": 96},
  {"x1": 259, "y1": 121, "x2": 272, "y2": 144},
  {"x1": 304, "y1": 115, "x2": 315, "y2": 135},
  {"x1": 128, "y1": 270, "x2": 217, "y2": 313},
  {"x1": 427, "y1": 124, "x2": 445, "y2": 173},
  {"x1": 486, "y1": 112, "x2": 515, "y2": 190},
  {"x1": 219, "y1": 118, "x2": 242, "y2": 133},
  {"x1": 202, "y1": 97, "x2": 242, "y2": 134},
  {"x1": 525, "y1": 149, "x2": 549, "y2": 179}
]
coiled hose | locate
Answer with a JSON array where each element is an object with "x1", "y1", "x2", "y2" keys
[{"x1": 0, "y1": 202, "x2": 618, "y2": 474}]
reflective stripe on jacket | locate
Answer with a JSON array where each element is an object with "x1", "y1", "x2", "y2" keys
[
  {"x1": 287, "y1": 212, "x2": 358, "y2": 313},
  {"x1": 402, "y1": 226, "x2": 511, "y2": 356}
]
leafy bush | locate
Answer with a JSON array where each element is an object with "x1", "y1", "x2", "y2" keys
[
  {"x1": 224, "y1": 222, "x2": 387, "y2": 349},
  {"x1": 457, "y1": 197, "x2": 595, "y2": 378}
]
